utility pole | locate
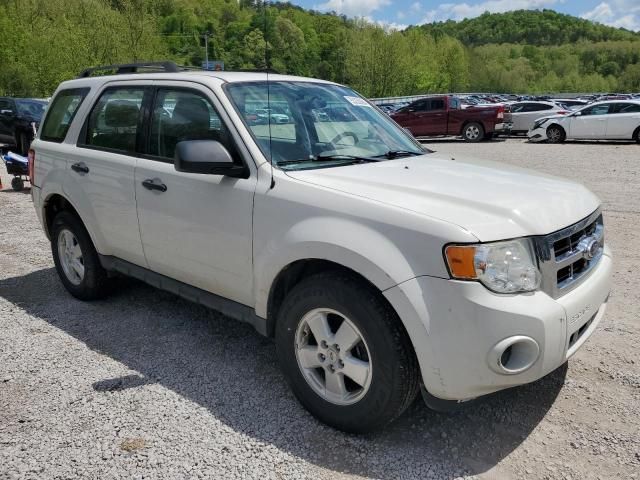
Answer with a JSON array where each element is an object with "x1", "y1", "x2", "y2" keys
[{"x1": 204, "y1": 31, "x2": 210, "y2": 70}]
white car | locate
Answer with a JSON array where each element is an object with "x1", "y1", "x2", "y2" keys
[
  {"x1": 29, "y1": 62, "x2": 612, "y2": 433},
  {"x1": 529, "y1": 100, "x2": 640, "y2": 143},
  {"x1": 506, "y1": 101, "x2": 569, "y2": 133}
]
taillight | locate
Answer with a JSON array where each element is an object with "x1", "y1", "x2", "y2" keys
[
  {"x1": 558, "y1": 111, "x2": 569, "y2": 115},
  {"x1": 28, "y1": 149, "x2": 35, "y2": 185},
  {"x1": 497, "y1": 105, "x2": 504, "y2": 119}
]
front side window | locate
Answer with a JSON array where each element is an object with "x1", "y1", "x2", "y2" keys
[
  {"x1": 40, "y1": 89, "x2": 88, "y2": 143},
  {"x1": 430, "y1": 99, "x2": 445, "y2": 111},
  {"x1": 226, "y1": 81, "x2": 424, "y2": 171},
  {"x1": 84, "y1": 87, "x2": 145, "y2": 153},
  {"x1": 149, "y1": 89, "x2": 235, "y2": 160}
]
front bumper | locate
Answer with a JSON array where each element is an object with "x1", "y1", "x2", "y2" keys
[
  {"x1": 527, "y1": 127, "x2": 548, "y2": 142},
  {"x1": 384, "y1": 246, "x2": 612, "y2": 401}
]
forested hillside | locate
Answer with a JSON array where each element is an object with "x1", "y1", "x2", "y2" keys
[
  {"x1": 0, "y1": 0, "x2": 638, "y2": 97},
  {"x1": 418, "y1": 10, "x2": 639, "y2": 46}
]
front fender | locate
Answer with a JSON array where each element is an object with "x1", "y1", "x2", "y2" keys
[{"x1": 253, "y1": 216, "x2": 418, "y2": 318}]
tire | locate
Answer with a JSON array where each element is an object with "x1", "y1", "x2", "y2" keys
[
  {"x1": 546, "y1": 125, "x2": 566, "y2": 144},
  {"x1": 11, "y1": 177, "x2": 24, "y2": 191},
  {"x1": 633, "y1": 127, "x2": 640, "y2": 144},
  {"x1": 15, "y1": 130, "x2": 30, "y2": 156},
  {"x1": 275, "y1": 272, "x2": 420, "y2": 433},
  {"x1": 462, "y1": 122, "x2": 484, "y2": 142},
  {"x1": 51, "y1": 211, "x2": 112, "y2": 300}
]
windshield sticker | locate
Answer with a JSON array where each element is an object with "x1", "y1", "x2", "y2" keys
[{"x1": 344, "y1": 96, "x2": 371, "y2": 107}]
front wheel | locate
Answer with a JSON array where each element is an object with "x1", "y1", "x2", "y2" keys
[
  {"x1": 11, "y1": 177, "x2": 24, "y2": 191},
  {"x1": 275, "y1": 272, "x2": 420, "y2": 433},
  {"x1": 546, "y1": 125, "x2": 566, "y2": 144},
  {"x1": 462, "y1": 122, "x2": 484, "y2": 142},
  {"x1": 633, "y1": 127, "x2": 640, "y2": 144}
]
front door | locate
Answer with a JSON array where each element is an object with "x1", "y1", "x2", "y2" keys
[
  {"x1": 569, "y1": 103, "x2": 611, "y2": 139},
  {"x1": 134, "y1": 83, "x2": 256, "y2": 306}
]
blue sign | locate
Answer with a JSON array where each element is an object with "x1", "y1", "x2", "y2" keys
[{"x1": 202, "y1": 61, "x2": 224, "y2": 71}]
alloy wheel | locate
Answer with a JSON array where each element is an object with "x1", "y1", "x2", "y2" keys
[{"x1": 294, "y1": 308, "x2": 372, "y2": 405}]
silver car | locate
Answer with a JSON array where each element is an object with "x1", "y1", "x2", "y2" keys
[{"x1": 507, "y1": 101, "x2": 569, "y2": 133}]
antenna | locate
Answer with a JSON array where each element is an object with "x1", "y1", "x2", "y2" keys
[{"x1": 264, "y1": 0, "x2": 275, "y2": 189}]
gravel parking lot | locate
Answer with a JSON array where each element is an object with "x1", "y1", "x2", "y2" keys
[{"x1": 1, "y1": 138, "x2": 638, "y2": 480}]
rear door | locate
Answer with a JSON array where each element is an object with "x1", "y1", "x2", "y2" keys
[
  {"x1": 568, "y1": 103, "x2": 611, "y2": 139},
  {"x1": 422, "y1": 98, "x2": 447, "y2": 135},
  {"x1": 606, "y1": 103, "x2": 640, "y2": 139},
  {"x1": 134, "y1": 82, "x2": 256, "y2": 306},
  {"x1": 64, "y1": 83, "x2": 148, "y2": 267}
]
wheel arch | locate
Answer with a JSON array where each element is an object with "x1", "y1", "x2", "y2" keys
[{"x1": 42, "y1": 193, "x2": 102, "y2": 252}]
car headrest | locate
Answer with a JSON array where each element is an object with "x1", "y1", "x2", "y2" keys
[
  {"x1": 104, "y1": 100, "x2": 140, "y2": 128},
  {"x1": 172, "y1": 97, "x2": 210, "y2": 129}
]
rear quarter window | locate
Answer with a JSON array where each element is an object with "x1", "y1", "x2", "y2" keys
[{"x1": 40, "y1": 88, "x2": 89, "y2": 143}]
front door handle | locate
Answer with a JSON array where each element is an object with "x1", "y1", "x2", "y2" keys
[
  {"x1": 71, "y1": 162, "x2": 89, "y2": 174},
  {"x1": 142, "y1": 178, "x2": 167, "y2": 193}
]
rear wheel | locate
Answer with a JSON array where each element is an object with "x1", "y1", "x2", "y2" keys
[
  {"x1": 462, "y1": 122, "x2": 484, "y2": 142},
  {"x1": 51, "y1": 211, "x2": 112, "y2": 300},
  {"x1": 275, "y1": 272, "x2": 420, "y2": 433},
  {"x1": 546, "y1": 125, "x2": 566, "y2": 144}
]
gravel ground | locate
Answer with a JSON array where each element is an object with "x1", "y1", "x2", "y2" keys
[{"x1": 0, "y1": 138, "x2": 638, "y2": 480}]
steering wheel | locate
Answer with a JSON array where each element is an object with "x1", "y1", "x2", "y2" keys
[{"x1": 330, "y1": 131, "x2": 359, "y2": 146}]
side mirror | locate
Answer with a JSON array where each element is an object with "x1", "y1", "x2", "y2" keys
[{"x1": 174, "y1": 140, "x2": 247, "y2": 178}]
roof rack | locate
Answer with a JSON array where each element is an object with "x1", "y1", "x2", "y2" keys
[
  {"x1": 77, "y1": 61, "x2": 280, "y2": 79},
  {"x1": 77, "y1": 61, "x2": 182, "y2": 78}
]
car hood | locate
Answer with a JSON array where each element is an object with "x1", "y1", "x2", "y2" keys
[{"x1": 285, "y1": 154, "x2": 600, "y2": 241}]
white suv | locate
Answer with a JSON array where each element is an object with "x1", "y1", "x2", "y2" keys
[{"x1": 30, "y1": 62, "x2": 612, "y2": 433}]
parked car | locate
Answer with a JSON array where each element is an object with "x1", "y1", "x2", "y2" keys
[
  {"x1": 552, "y1": 99, "x2": 590, "y2": 110},
  {"x1": 505, "y1": 101, "x2": 570, "y2": 133},
  {"x1": 0, "y1": 97, "x2": 48, "y2": 155},
  {"x1": 391, "y1": 95, "x2": 511, "y2": 141},
  {"x1": 31, "y1": 62, "x2": 611, "y2": 433},
  {"x1": 528, "y1": 100, "x2": 640, "y2": 143},
  {"x1": 255, "y1": 108, "x2": 289, "y2": 124}
]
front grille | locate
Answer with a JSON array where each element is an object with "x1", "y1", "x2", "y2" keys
[{"x1": 536, "y1": 210, "x2": 604, "y2": 299}]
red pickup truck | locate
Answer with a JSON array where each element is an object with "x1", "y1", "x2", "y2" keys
[{"x1": 390, "y1": 95, "x2": 511, "y2": 142}]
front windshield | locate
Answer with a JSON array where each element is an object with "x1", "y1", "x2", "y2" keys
[
  {"x1": 16, "y1": 100, "x2": 47, "y2": 119},
  {"x1": 226, "y1": 81, "x2": 425, "y2": 170}
]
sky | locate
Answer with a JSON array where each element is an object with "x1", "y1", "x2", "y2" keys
[{"x1": 280, "y1": 0, "x2": 640, "y2": 32}]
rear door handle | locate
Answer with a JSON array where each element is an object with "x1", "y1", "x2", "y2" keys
[
  {"x1": 71, "y1": 162, "x2": 89, "y2": 174},
  {"x1": 142, "y1": 178, "x2": 167, "y2": 193}
]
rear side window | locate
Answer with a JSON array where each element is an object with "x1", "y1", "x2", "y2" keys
[
  {"x1": 84, "y1": 87, "x2": 145, "y2": 153},
  {"x1": 40, "y1": 88, "x2": 89, "y2": 142},
  {"x1": 613, "y1": 103, "x2": 640, "y2": 114}
]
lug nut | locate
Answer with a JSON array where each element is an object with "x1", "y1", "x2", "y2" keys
[
  {"x1": 338, "y1": 360, "x2": 344, "y2": 369},
  {"x1": 320, "y1": 340, "x2": 328, "y2": 349},
  {"x1": 318, "y1": 353, "x2": 326, "y2": 362},
  {"x1": 335, "y1": 345, "x2": 340, "y2": 352}
]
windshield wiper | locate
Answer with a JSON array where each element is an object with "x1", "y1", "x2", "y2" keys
[
  {"x1": 277, "y1": 154, "x2": 381, "y2": 166},
  {"x1": 374, "y1": 150, "x2": 424, "y2": 159}
]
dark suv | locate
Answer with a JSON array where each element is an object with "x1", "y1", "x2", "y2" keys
[{"x1": 0, "y1": 97, "x2": 48, "y2": 154}]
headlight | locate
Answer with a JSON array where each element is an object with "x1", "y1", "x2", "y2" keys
[
  {"x1": 444, "y1": 239, "x2": 541, "y2": 293},
  {"x1": 533, "y1": 118, "x2": 549, "y2": 129}
]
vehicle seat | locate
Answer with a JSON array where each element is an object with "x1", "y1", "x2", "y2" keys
[
  {"x1": 163, "y1": 97, "x2": 223, "y2": 157},
  {"x1": 92, "y1": 100, "x2": 140, "y2": 152}
]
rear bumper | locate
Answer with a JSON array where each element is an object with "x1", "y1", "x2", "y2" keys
[
  {"x1": 385, "y1": 246, "x2": 612, "y2": 401},
  {"x1": 495, "y1": 122, "x2": 513, "y2": 133}
]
